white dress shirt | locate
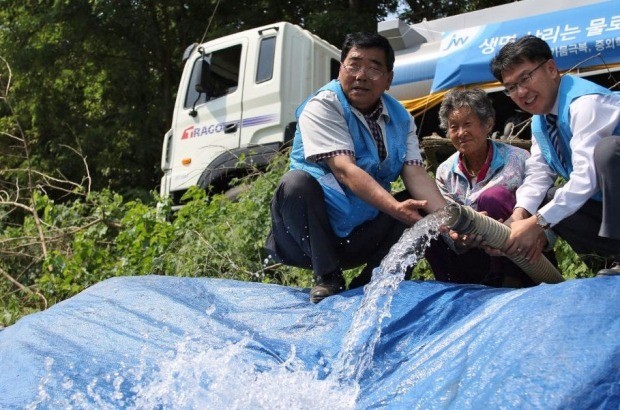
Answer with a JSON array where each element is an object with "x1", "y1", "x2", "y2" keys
[{"x1": 515, "y1": 93, "x2": 620, "y2": 226}]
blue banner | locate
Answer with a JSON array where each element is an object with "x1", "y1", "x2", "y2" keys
[{"x1": 431, "y1": 0, "x2": 620, "y2": 92}]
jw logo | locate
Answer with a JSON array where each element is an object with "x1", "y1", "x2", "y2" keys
[{"x1": 442, "y1": 34, "x2": 469, "y2": 51}]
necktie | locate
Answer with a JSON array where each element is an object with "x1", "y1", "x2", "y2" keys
[
  {"x1": 364, "y1": 108, "x2": 386, "y2": 161},
  {"x1": 546, "y1": 114, "x2": 568, "y2": 169}
]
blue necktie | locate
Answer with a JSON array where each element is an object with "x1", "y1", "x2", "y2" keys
[{"x1": 546, "y1": 114, "x2": 568, "y2": 169}]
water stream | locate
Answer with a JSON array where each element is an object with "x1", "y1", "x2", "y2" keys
[{"x1": 330, "y1": 207, "x2": 447, "y2": 383}]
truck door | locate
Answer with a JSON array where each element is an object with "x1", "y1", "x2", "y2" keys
[{"x1": 169, "y1": 38, "x2": 247, "y2": 193}]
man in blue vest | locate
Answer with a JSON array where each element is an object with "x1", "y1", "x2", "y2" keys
[
  {"x1": 490, "y1": 35, "x2": 620, "y2": 276},
  {"x1": 265, "y1": 32, "x2": 447, "y2": 303}
]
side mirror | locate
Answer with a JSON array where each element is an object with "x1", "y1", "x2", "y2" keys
[
  {"x1": 189, "y1": 48, "x2": 211, "y2": 117},
  {"x1": 195, "y1": 58, "x2": 211, "y2": 93}
]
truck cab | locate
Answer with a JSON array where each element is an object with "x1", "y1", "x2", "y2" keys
[{"x1": 160, "y1": 22, "x2": 340, "y2": 205}]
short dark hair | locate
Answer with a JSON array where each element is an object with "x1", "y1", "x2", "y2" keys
[
  {"x1": 490, "y1": 35, "x2": 553, "y2": 82},
  {"x1": 438, "y1": 88, "x2": 495, "y2": 131},
  {"x1": 341, "y1": 32, "x2": 395, "y2": 72}
]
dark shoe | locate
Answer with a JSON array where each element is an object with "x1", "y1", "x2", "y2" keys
[
  {"x1": 310, "y1": 271, "x2": 345, "y2": 303},
  {"x1": 597, "y1": 262, "x2": 620, "y2": 277}
]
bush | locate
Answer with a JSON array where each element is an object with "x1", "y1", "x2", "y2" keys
[
  {"x1": 0, "y1": 152, "x2": 309, "y2": 326},
  {"x1": 0, "y1": 151, "x2": 598, "y2": 328}
]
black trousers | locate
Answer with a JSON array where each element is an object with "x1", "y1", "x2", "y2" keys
[
  {"x1": 551, "y1": 193, "x2": 620, "y2": 256},
  {"x1": 594, "y1": 136, "x2": 620, "y2": 240},
  {"x1": 265, "y1": 170, "x2": 409, "y2": 287},
  {"x1": 549, "y1": 136, "x2": 620, "y2": 256}
]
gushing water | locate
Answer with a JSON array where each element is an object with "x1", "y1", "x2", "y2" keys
[
  {"x1": 31, "y1": 337, "x2": 358, "y2": 409},
  {"x1": 331, "y1": 208, "x2": 448, "y2": 382}
]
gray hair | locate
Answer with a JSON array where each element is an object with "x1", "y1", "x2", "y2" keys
[{"x1": 438, "y1": 88, "x2": 495, "y2": 131}]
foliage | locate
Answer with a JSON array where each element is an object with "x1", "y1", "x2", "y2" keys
[
  {"x1": 0, "y1": 0, "x2": 400, "y2": 200},
  {"x1": 0, "y1": 151, "x2": 313, "y2": 327},
  {"x1": 399, "y1": 0, "x2": 515, "y2": 23},
  {"x1": 553, "y1": 237, "x2": 599, "y2": 279}
]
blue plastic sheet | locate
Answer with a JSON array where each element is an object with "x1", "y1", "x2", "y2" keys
[{"x1": 1, "y1": 275, "x2": 619, "y2": 408}]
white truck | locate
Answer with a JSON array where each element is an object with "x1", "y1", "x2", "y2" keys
[
  {"x1": 159, "y1": 22, "x2": 340, "y2": 205},
  {"x1": 160, "y1": 0, "x2": 619, "y2": 203}
]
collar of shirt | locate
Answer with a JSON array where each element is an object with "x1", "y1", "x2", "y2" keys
[
  {"x1": 549, "y1": 93, "x2": 559, "y2": 116},
  {"x1": 351, "y1": 97, "x2": 390, "y2": 122},
  {"x1": 363, "y1": 100, "x2": 384, "y2": 123},
  {"x1": 458, "y1": 140, "x2": 493, "y2": 182}
]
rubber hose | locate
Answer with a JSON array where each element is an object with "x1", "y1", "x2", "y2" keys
[{"x1": 444, "y1": 203, "x2": 564, "y2": 284}]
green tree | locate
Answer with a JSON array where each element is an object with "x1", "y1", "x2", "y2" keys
[
  {"x1": 0, "y1": 0, "x2": 400, "y2": 200},
  {"x1": 399, "y1": 0, "x2": 516, "y2": 23}
]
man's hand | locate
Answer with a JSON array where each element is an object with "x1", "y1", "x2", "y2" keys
[
  {"x1": 502, "y1": 215, "x2": 548, "y2": 262},
  {"x1": 393, "y1": 199, "x2": 428, "y2": 225},
  {"x1": 327, "y1": 156, "x2": 434, "y2": 226},
  {"x1": 505, "y1": 207, "x2": 531, "y2": 226}
]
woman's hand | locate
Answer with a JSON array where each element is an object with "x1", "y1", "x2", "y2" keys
[
  {"x1": 450, "y1": 231, "x2": 484, "y2": 251},
  {"x1": 447, "y1": 210, "x2": 488, "y2": 251}
]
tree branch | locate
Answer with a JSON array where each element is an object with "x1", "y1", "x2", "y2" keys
[{"x1": 0, "y1": 264, "x2": 48, "y2": 309}]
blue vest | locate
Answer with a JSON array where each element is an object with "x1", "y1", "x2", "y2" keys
[
  {"x1": 290, "y1": 80, "x2": 411, "y2": 237},
  {"x1": 531, "y1": 75, "x2": 620, "y2": 201}
]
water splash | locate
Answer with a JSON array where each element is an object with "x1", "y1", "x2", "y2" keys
[
  {"x1": 131, "y1": 338, "x2": 358, "y2": 409},
  {"x1": 29, "y1": 208, "x2": 450, "y2": 408},
  {"x1": 331, "y1": 207, "x2": 449, "y2": 382},
  {"x1": 31, "y1": 337, "x2": 359, "y2": 409}
]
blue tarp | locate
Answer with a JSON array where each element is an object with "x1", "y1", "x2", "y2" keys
[
  {"x1": 431, "y1": 0, "x2": 620, "y2": 92},
  {"x1": 0, "y1": 275, "x2": 619, "y2": 408}
]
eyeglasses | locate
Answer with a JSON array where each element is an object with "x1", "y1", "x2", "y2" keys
[
  {"x1": 502, "y1": 60, "x2": 549, "y2": 96},
  {"x1": 341, "y1": 63, "x2": 386, "y2": 80}
]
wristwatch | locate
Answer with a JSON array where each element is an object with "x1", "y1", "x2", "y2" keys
[{"x1": 535, "y1": 212, "x2": 550, "y2": 230}]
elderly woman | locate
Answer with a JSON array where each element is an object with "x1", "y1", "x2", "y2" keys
[{"x1": 426, "y1": 88, "x2": 534, "y2": 287}]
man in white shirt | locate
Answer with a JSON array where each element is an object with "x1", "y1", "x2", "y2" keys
[{"x1": 490, "y1": 35, "x2": 620, "y2": 276}]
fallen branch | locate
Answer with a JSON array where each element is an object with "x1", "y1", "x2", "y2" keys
[{"x1": 0, "y1": 264, "x2": 48, "y2": 309}]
